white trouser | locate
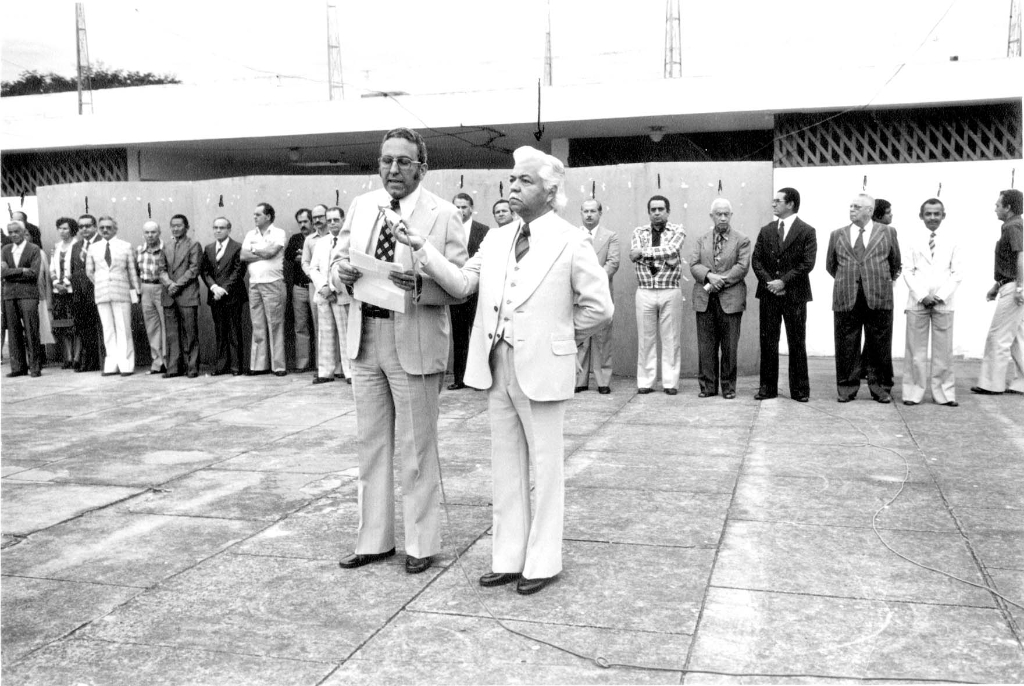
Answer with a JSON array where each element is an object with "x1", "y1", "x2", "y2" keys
[
  {"x1": 902, "y1": 308, "x2": 955, "y2": 404},
  {"x1": 97, "y1": 301, "x2": 134, "y2": 374},
  {"x1": 977, "y1": 282, "x2": 1024, "y2": 393},
  {"x1": 635, "y1": 287, "x2": 682, "y2": 390}
]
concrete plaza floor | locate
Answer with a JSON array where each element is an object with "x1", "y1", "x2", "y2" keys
[{"x1": 1, "y1": 357, "x2": 1022, "y2": 685}]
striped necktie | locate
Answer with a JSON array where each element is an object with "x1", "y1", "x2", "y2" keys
[
  {"x1": 515, "y1": 223, "x2": 530, "y2": 262},
  {"x1": 928, "y1": 231, "x2": 936, "y2": 258}
]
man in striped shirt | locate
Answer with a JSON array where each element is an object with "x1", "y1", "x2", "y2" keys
[
  {"x1": 136, "y1": 221, "x2": 168, "y2": 374},
  {"x1": 630, "y1": 195, "x2": 686, "y2": 395}
]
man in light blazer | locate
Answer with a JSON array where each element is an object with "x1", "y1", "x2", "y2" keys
[
  {"x1": 397, "y1": 146, "x2": 613, "y2": 595},
  {"x1": 690, "y1": 198, "x2": 751, "y2": 400},
  {"x1": 448, "y1": 192, "x2": 491, "y2": 390},
  {"x1": 310, "y1": 206, "x2": 351, "y2": 385},
  {"x1": 160, "y1": 214, "x2": 203, "y2": 378},
  {"x1": 752, "y1": 187, "x2": 817, "y2": 402},
  {"x1": 826, "y1": 193, "x2": 902, "y2": 403},
  {"x1": 902, "y1": 198, "x2": 962, "y2": 407},
  {"x1": 201, "y1": 217, "x2": 247, "y2": 376},
  {"x1": 575, "y1": 198, "x2": 620, "y2": 394},
  {"x1": 2, "y1": 221, "x2": 43, "y2": 377},
  {"x1": 87, "y1": 216, "x2": 141, "y2": 376},
  {"x1": 330, "y1": 127, "x2": 468, "y2": 576}
]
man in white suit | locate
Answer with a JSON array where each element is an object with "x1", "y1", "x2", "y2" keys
[
  {"x1": 575, "y1": 199, "x2": 620, "y2": 394},
  {"x1": 331, "y1": 128, "x2": 468, "y2": 575},
  {"x1": 397, "y1": 146, "x2": 614, "y2": 595},
  {"x1": 87, "y1": 216, "x2": 141, "y2": 376},
  {"x1": 310, "y1": 206, "x2": 350, "y2": 385}
]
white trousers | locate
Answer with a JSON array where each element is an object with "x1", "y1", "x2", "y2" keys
[
  {"x1": 97, "y1": 301, "x2": 135, "y2": 374},
  {"x1": 902, "y1": 308, "x2": 955, "y2": 404},
  {"x1": 977, "y1": 282, "x2": 1024, "y2": 393},
  {"x1": 314, "y1": 292, "x2": 350, "y2": 379},
  {"x1": 635, "y1": 288, "x2": 682, "y2": 390}
]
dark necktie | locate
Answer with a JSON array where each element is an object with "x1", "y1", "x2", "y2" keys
[
  {"x1": 854, "y1": 227, "x2": 866, "y2": 261},
  {"x1": 104, "y1": 241, "x2": 112, "y2": 267},
  {"x1": 778, "y1": 220, "x2": 785, "y2": 244},
  {"x1": 649, "y1": 226, "x2": 662, "y2": 275},
  {"x1": 332, "y1": 235, "x2": 337, "y2": 249},
  {"x1": 515, "y1": 223, "x2": 530, "y2": 262},
  {"x1": 714, "y1": 231, "x2": 725, "y2": 268},
  {"x1": 928, "y1": 231, "x2": 936, "y2": 258},
  {"x1": 375, "y1": 198, "x2": 400, "y2": 262}
]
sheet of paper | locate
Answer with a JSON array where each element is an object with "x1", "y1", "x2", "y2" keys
[{"x1": 350, "y1": 250, "x2": 406, "y2": 314}]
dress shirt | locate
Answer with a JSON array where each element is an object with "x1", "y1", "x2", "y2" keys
[
  {"x1": 777, "y1": 214, "x2": 799, "y2": 242},
  {"x1": 11, "y1": 240, "x2": 26, "y2": 266},
  {"x1": 215, "y1": 239, "x2": 228, "y2": 262},
  {"x1": 242, "y1": 224, "x2": 286, "y2": 284},
  {"x1": 849, "y1": 221, "x2": 874, "y2": 248},
  {"x1": 136, "y1": 242, "x2": 166, "y2": 282},
  {"x1": 631, "y1": 222, "x2": 685, "y2": 289},
  {"x1": 994, "y1": 215, "x2": 1023, "y2": 282}
]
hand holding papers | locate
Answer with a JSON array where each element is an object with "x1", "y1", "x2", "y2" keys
[{"x1": 350, "y1": 250, "x2": 406, "y2": 314}]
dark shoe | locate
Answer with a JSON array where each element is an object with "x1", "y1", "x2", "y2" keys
[
  {"x1": 163, "y1": 372, "x2": 182, "y2": 379},
  {"x1": 232, "y1": 370, "x2": 243, "y2": 376},
  {"x1": 29, "y1": 370, "x2": 41, "y2": 378},
  {"x1": 338, "y1": 548, "x2": 396, "y2": 569},
  {"x1": 698, "y1": 391, "x2": 717, "y2": 398},
  {"x1": 150, "y1": 369, "x2": 164, "y2": 375},
  {"x1": 597, "y1": 386, "x2": 611, "y2": 394},
  {"x1": 874, "y1": 393, "x2": 892, "y2": 404},
  {"x1": 941, "y1": 401, "x2": 959, "y2": 407},
  {"x1": 5, "y1": 371, "x2": 27, "y2": 378},
  {"x1": 448, "y1": 382, "x2": 466, "y2": 391},
  {"x1": 186, "y1": 372, "x2": 198, "y2": 379},
  {"x1": 664, "y1": 388, "x2": 678, "y2": 396},
  {"x1": 574, "y1": 385, "x2": 588, "y2": 393},
  {"x1": 754, "y1": 391, "x2": 777, "y2": 400},
  {"x1": 637, "y1": 388, "x2": 653, "y2": 394},
  {"x1": 312, "y1": 376, "x2": 334, "y2": 385},
  {"x1": 517, "y1": 576, "x2": 556, "y2": 595},
  {"x1": 902, "y1": 400, "x2": 918, "y2": 406},
  {"x1": 837, "y1": 395, "x2": 855, "y2": 403},
  {"x1": 273, "y1": 371, "x2": 287, "y2": 377},
  {"x1": 1006, "y1": 389, "x2": 1024, "y2": 395},
  {"x1": 246, "y1": 369, "x2": 270, "y2": 376},
  {"x1": 210, "y1": 370, "x2": 224, "y2": 377},
  {"x1": 346, "y1": 378, "x2": 352, "y2": 385},
  {"x1": 405, "y1": 555, "x2": 433, "y2": 574},
  {"x1": 120, "y1": 372, "x2": 133, "y2": 377},
  {"x1": 479, "y1": 572, "x2": 521, "y2": 587},
  {"x1": 101, "y1": 371, "x2": 119, "y2": 377},
  {"x1": 723, "y1": 391, "x2": 736, "y2": 400},
  {"x1": 970, "y1": 386, "x2": 1001, "y2": 395},
  {"x1": 793, "y1": 396, "x2": 809, "y2": 403}
]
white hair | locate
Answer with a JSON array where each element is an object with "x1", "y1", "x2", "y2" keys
[
  {"x1": 857, "y1": 192, "x2": 875, "y2": 206},
  {"x1": 513, "y1": 146, "x2": 567, "y2": 212},
  {"x1": 710, "y1": 198, "x2": 733, "y2": 212}
]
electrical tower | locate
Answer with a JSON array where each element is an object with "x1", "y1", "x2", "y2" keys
[
  {"x1": 664, "y1": 0, "x2": 682, "y2": 78},
  {"x1": 1010, "y1": 0, "x2": 1022, "y2": 57},
  {"x1": 543, "y1": 0, "x2": 553, "y2": 86},
  {"x1": 75, "y1": 3, "x2": 93, "y2": 114},
  {"x1": 327, "y1": 1, "x2": 344, "y2": 100}
]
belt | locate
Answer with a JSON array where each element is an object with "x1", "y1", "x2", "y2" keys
[
  {"x1": 362, "y1": 305, "x2": 391, "y2": 319},
  {"x1": 997, "y1": 277, "x2": 1016, "y2": 287},
  {"x1": 141, "y1": 279, "x2": 161, "y2": 284}
]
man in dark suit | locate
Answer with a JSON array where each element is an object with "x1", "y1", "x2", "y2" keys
[
  {"x1": 201, "y1": 217, "x2": 247, "y2": 376},
  {"x1": 448, "y1": 192, "x2": 490, "y2": 390},
  {"x1": 70, "y1": 214, "x2": 102, "y2": 371},
  {"x1": 826, "y1": 193, "x2": 902, "y2": 403},
  {"x1": 159, "y1": 214, "x2": 203, "y2": 378},
  {"x1": 752, "y1": 187, "x2": 817, "y2": 402},
  {"x1": 2, "y1": 221, "x2": 43, "y2": 377},
  {"x1": 11, "y1": 211, "x2": 42, "y2": 247}
]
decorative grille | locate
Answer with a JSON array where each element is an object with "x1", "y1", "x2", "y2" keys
[{"x1": 1, "y1": 148, "x2": 128, "y2": 197}]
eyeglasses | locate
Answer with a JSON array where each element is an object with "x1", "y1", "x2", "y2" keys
[
  {"x1": 311, "y1": 215, "x2": 327, "y2": 220},
  {"x1": 379, "y1": 156, "x2": 422, "y2": 170},
  {"x1": 327, "y1": 218, "x2": 342, "y2": 223}
]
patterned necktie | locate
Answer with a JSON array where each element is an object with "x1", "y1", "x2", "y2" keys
[
  {"x1": 929, "y1": 230, "x2": 936, "y2": 258},
  {"x1": 375, "y1": 198, "x2": 400, "y2": 262},
  {"x1": 714, "y1": 231, "x2": 725, "y2": 268},
  {"x1": 778, "y1": 219, "x2": 785, "y2": 244},
  {"x1": 216, "y1": 241, "x2": 226, "y2": 261},
  {"x1": 515, "y1": 223, "x2": 531, "y2": 262},
  {"x1": 854, "y1": 227, "x2": 866, "y2": 261},
  {"x1": 104, "y1": 241, "x2": 112, "y2": 267}
]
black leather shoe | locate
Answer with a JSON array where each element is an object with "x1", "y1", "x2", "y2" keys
[
  {"x1": 232, "y1": 370, "x2": 243, "y2": 376},
  {"x1": 338, "y1": 548, "x2": 395, "y2": 569},
  {"x1": 517, "y1": 576, "x2": 555, "y2": 595},
  {"x1": 793, "y1": 396, "x2": 809, "y2": 403},
  {"x1": 941, "y1": 401, "x2": 959, "y2": 407},
  {"x1": 754, "y1": 391, "x2": 777, "y2": 400},
  {"x1": 101, "y1": 371, "x2": 119, "y2": 377},
  {"x1": 874, "y1": 393, "x2": 892, "y2": 404},
  {"x1": 312, "y1": 376, "x2": 334, "y2": 385},
  {"x1": 163, "y1": 372, "x2": 182, "y2": 379},
  {"x1": 723, "y1": 391, "x2": 736, "y2": 400},
  {"x1": 664, "y1": 388, "x2": 678, "y2": 395},
  {"x1": 970, "y1": 386, "x2": 1001, "y2": 395},
  {"x1": 447, "y1": 382, "x2": 466, "y2": 391},
  {"x1": 150, "y1": 369, "x2": 165, "y2": 375},
  {"x1": 29, "y1": 370, "x2": 41, "y2": 378},
  {"x1": 479, "y1": 572, "x2": 521, "y2": 587},
  {"x1": 5, "y1": 371, "x2": 27, "y2": 378},
  {"x1": 120, "y1": 372, "x2": 133, "y2": 377},
  {"x1": 636, "y1": 388, "x2": 653, "y2": 394},
  {"x1": 574, "y1": 385, "x2": 588, "y2": 393},
  {"x1": 405, "y1": 555, "x2": 432, "y2": 574},
  {"x1": 273, "y1": 371, "x2": 287, "y2": 377},
  {"x1": 837, "y1": 396, "x2": 854, "y2": 403},
  {"x1": 698, "y1": 391, "x2": 717, "y2": 398},
  {"x1": 246, "y1": 369, "x2": 269, "y2": 376},
  {"x1": 597, "y1": 386, "x2": 611, "y2": 394},
  {"x1": 902, "y1": 400, "x2": 918, "y2": 406},
  {"x1": 186, "y1": 372, "x2": 198, "y2": 379}
]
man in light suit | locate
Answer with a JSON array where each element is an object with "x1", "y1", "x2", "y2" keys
[
  {"x1": 575, "y1": 198, "x2": 620, "y2": 394},
  {"x1": 752, "y1": 187, "x2": 817, "y2": 402},
  {"x1": 160, "y1": 214, "x2": 203, "y2": 378},
  {"x1": 902, "y1": 199, "x2": 962, "y2": 407},
  {"x1": 87, "y1": 216, "x2": 141, "y2": 376},
  {"x1": 826, "y1": 193, "x2": 902, "y2": 403},
  {"x1": 398, "y1": 146, "x2": 614, "y2": 595},
  {"x1": 2, "y1": 221, "x2": 43, "y2": 377},
  {"x1": 448, "y1": 192, "x2": 491, "y2": 390},
  {"x1": 201, "y1": 217, "x2": 247, "y2": 376},
  {"x1": 330, "y1": 128, "x2": 468, "y2": 575},
  {"x1": 310, "y1": 206, "x2": 350, "y2": 385},
  {"x1": 690, "y1": 198, "x2": 751, "y2": 400}
]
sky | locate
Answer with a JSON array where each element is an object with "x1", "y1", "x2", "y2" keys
[{"x1": 0, "y1": 0, "x2": 1015, "y2": 97}]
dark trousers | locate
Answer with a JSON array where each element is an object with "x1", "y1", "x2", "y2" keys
[
  {"x1": 696, "y1": 293, "x2": 742, "y2": 395},
  {"x1": 211, "y1": 300, "x2": 245, "y2": 374},
  {"x1": 3, "y1": 298, "x2": 41, "y2": 374},
  {"x1": 165, "y1": 302, "x2": 199, "y2": 375},
  {"x1": 833, "y1": 288, "x2": 894, "y2": 399},
  {"x1": 449, "y1": 296, "x2": 477, "y2": 385},
  {"x1": 758, "y1": 296, "x2": 809, "y2": 398},
  {"x1": 72, "y1": 297, "x2": 102, "y2": 371}
]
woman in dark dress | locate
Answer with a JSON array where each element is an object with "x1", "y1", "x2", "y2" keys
[{"x1": 49, "y1": 217, "x2": 78, "y2": 368}]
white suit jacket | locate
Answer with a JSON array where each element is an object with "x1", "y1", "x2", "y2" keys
[
  {"x1": 902, "y1": 228, "x2": 963, "y2": 312},
  {"x1": 310, "y1": 233, "x2": 351, "y2": 305},
  {"x1": 417, "y1": 211, "x2": 613, "y2": 401},
  {"x1": 86, "y1": 237, "x2": 140, "y2": 304},
  {"x1": 330, "y1": 187, "x2": 467, "y2": 374}
]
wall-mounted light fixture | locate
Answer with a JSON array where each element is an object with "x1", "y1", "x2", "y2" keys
[{"x1": 648, "y1": 126, "x2": 666, "y2": 143}]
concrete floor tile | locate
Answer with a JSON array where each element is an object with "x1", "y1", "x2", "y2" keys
[
  {"x1": 613, "y1": 397, "x2": 757, "y2": 427},
  {"x1": 730, "y1": 475, "x2": 959, "y2": 531},
  {"x1": 211, "y1": 396, "x2": 349, "y2": 427},
  {"x1": 1, "y1": 638, "x2": 337, "y2": 686},
  {"x1": 0, "y1": 482, "x2": 143, "y2": 535},
  {"x1": 687, "y1": 587, "x2": 1023, "y2": 682},
  {"x1": 934, "y1": 467, "x2": 1024, "y2": 509},
  {"x1": 214, "y1": 423, "x2": 360, "y2": 474},
  {"x1": 1, "y1": 577, "x2": 140, "y2": 666},
  {"x1": 2, "y1": 512, "x2": 263, "y2": 586},
  {"x1": 956, "y1": 506, "x2": 1024, "y2": 570},
  {"x1": 743, "y1": 441, "x2": 930, "y2": 481},
  {"x1": 5, "y1": 449, "x2": 221, "y2": 487},
  {"x1": 0, "y1": 391, "x2": 107, "y2": 418},
  {"x1": 582, "y1": 424, "x2": 749, "y2": 455},
  {"x1": 566, "y1": 451, "x2": 739, "y2": 494},
  {"x1": 413, "y1": 539, "x2": 714, "y2": 635},
  {"x1": 684, "y1": 675, "x2": 909, "y2": 684},
  {"x1": 988, "y1": 569, "x2": 1024, "y2": 625},
  {"x1": 566, "y1": 487, "x2": 730, "y2": 547},
  {"x1": 712, "y1": 520, "x2": 996, "y2": 606},
  {"x1": 434, "y1": 457, "x2": 493, "y2": 505}
]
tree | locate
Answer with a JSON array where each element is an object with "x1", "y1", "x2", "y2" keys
[{"x1": 1, "y1": 64, "x2": 180, "y2": 97}]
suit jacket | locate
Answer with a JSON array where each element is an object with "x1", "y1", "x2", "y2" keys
[
  {"x1": 826, "y1": 222, "x2": 901, "y2": 312},
  {"x1": 70, "y1": 238, "x2": 96, "y2": 305},
  {"x1": 1, "y1": 241, "x2": 43, "y2": 300},
  {"x1": 903, "y1": 228, "x2": 962, "y2": 313},
  {"x1": 467, "y1": 220, "x2": 491, "y2": 258},
  {"x1": 310, "y1": 234, "x2": 352, "y2": 305},
  {"x1": 418, "y1": 212, "x2": 614, "y2": 401},
  {"x1": 752, "y1": 216, "x2": 817, "y2": 303},
  {"x1": 585, "y1": 225, "x2": 621, "y2": 284},
  {"x1": 689, "y1": 228, "x2": 751, "y2": 314},
  {"x1": 200, "y1": 238, "x2": 247, "y2": 306},
  {"x1": 331, "y1": 187, "x2": 468, "y2": 375},
  {"x1": 87, "y1": 237, "x2": 140, "y2": 304},
  {"x1": 160, "y1": 236, "x2": 203, "y2": 307}
]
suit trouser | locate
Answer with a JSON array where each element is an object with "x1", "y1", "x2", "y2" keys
[
  {"x1": 351, "y1": 316, "x2": 441, "y2": 559},
  {"x1": 292, "y1": 283, "x2": 314, "y2": 370},
  {"x1": 903, "y1": 308, "x2": 955, "y2": 404},
  {"x1": 635, "y1": 287, "x2": 682, "y2": 390},
  {"x1": 977, "y1": 282, "x2": 1024, "y2": 393},
  {"x1": 139, "y1": 283, "x2": 166, "y2": 372},
  {"x1": 833, "y1": 288, "x2": 894, "y2": 399},
  {"x1": 249, "y1": 280, "x2": 286, "y2": 373},
  {"x1": 758, "y1": 295, "x2": 810, "y2": 398},
  {"x1": 72, "y1": 296, "x2": 101, "y2": 371},
  {"x1": 696, "y1": 293, "x2": 743, "y2": 395},
  {"x1": 3, "y1": 298, "x2": 41, "y2": 374},
  {"x1": 576, "y1": 319, "x2": 614, "y2": 388},
  {"x1": 449, "y1": 297, "x2": 477, "y2": 385},
  {"x1": 314, "y1": 292, "x2": 351, "y2": 379},
  {"x1": 164, "y1": 301, "x2": 199, "y2": 375},
  {"x1": 211, "y1": 299, "x2": 245, "y2": 374},
  {"x1": 489, "y1": 341, "x2": 565, "y2": 579},
  {"x1": 97, "y1": 301, "x2": 134, "y2": 373}
]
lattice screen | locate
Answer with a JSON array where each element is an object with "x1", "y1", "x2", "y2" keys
[
  {"x1": 775, "y1": 103, "x2": 1022, "y2": 167},
  {"x1": 1, "y1": 149, "x2": 128, "y2": 197}
]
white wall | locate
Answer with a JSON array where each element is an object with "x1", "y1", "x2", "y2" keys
[{"x1": 775, "y1": 159, "x2": 1020, "y2": 360}]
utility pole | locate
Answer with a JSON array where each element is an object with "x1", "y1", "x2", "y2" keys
[
  {"x1": 327, "y1": 1, "x2": 344, "y2": 100},
  {"x1": 543, "y1": 0, "x2": 553, "y2": 86},
  {"x1": 1010, "y1": 0, "x2": 1022, "y2": 57},
  {"x1": 664, "y1": 0, "x2": 682, "y2": 78},
  {"x1": 75, "y1": 2, "x2": 93, "y2": 114}
]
